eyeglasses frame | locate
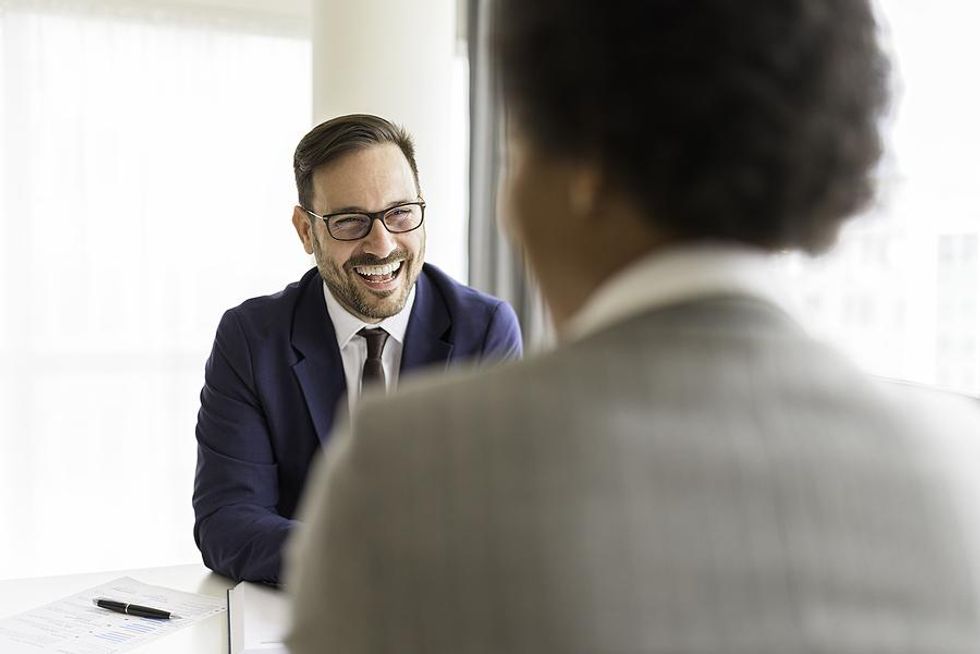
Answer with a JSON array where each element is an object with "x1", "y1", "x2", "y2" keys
[{"x1": 302, "y1": 200, "x2": 426, "y2": 241}]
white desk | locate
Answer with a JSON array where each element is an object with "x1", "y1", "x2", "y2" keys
[{"x1": 0, "y1": 564, "x2": 235, "y2": 653}]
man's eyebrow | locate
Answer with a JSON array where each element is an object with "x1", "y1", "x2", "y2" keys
[{"x1": 325, "y1": 199, "x2": 417, "y2": 214}]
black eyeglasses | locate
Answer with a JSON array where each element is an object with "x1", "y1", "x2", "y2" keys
[{"x1": 303, "y1": 201, "x2": 426, "y2": 241}]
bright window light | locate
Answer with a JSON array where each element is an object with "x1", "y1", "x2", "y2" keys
[
  {"x1": 0, "y1": 4, "x2": 312, "y2": 578},
  {"x1": 780, "y1": 0, "x2": 980, "y2": 397}
]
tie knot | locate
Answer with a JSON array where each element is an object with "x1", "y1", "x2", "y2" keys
[{"x1": 358, "y1": 328, "x2": 389, "y2": 360}]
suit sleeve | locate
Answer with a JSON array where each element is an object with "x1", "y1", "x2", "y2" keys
[
  {"x1": 192, "y1": 309, "x2": 295, "y2": 583},
  {"x1": 481, "y1": 301, "x2": 523, "y2": 360}
]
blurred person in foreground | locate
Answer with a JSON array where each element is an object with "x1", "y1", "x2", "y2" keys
[
  {"x1": 193, "y1": 114, "x2": 522, "y2": 584},
  {"x1": 288, "y1": 1, "x2": 980, "y2": 651}
]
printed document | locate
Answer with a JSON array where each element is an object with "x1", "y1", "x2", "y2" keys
[{"x1": 0, "y1": 576, "x2": 225, "y2": 653}]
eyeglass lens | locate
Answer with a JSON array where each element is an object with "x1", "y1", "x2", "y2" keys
[{"x1": 328, "y1": 204, "x2": 423, "y2": 240}]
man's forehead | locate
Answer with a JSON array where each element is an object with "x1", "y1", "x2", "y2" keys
[{"x1": 311, "y1": 143, "x2": 417, "y2": 211}]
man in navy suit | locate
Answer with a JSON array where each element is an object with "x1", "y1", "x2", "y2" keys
[{"x1": 193, "y1": 114, "x2": 523, "y2": 583}]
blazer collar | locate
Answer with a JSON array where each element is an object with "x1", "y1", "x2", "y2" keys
[
  {"x1": 290, "y1": 268, "x2": 347, "y2": 443},
  {"x1": 289, "y1": 266, "x2": 454, "y2": 444},
  {"x1": 401, "y1": 264, "x2": 454, "y2": 373}
]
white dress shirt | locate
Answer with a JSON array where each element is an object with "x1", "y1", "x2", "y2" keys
[
  {"x1": 322, "y1": 282, "x2": 416, "y2": 412},
  {"x1": 564, "y1": 242, "x2": 795, "y2": 342}
]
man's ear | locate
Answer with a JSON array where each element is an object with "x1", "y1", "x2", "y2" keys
[
  {"x1": 568, "y1": 162, "x2": 602, "y2": 221},
  {"x1": 292, "y1": 206, "x2": 315, "y2": 255}
]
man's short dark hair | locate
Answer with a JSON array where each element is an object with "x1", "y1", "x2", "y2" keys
[
  {"x1": 495, "y1": 0, "x2": 890, "y2": 253},
  {"x1": 293, "y1": 114, "x2": 420, "y2": 211}
]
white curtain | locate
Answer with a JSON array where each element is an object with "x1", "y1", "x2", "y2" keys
[{"x1": 0, "y1": 1, "x2": 312, "y2": 578}]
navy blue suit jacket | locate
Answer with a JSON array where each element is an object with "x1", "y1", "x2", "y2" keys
[{"x1": 193, "y1": 264, "x2": 522, "y2": 583}]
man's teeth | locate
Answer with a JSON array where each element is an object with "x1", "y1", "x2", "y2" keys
[{"x1": 355, "y1": 261, "x2": 402, "y2": 277}]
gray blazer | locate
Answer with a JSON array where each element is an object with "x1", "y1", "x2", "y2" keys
[{"x1": 287, "y1": 296, "x2": 980, "y2": 653}]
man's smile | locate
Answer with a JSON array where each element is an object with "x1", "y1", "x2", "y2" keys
[{"x1": 352, "y1": 259, "x2": 404, "y2": 292}]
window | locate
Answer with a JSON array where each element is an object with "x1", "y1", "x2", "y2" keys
[
  {"x1": 0, "y1": 2, "x2": 312, "y2": 578},
  {"x1": 779, "y1": 0, "x2": 980, "y2": 397}
]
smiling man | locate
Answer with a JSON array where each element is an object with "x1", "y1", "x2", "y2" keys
[{"x1": 192, "y1": 114, "x2": 522, "y2": 584}]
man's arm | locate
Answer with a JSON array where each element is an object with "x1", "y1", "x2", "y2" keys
[
  {"x1": 193, "y1": 309, "x2": 294, "y2": 583},
  {"x1": 482, "y1": 301, "x2": 523, "y2": 360}
]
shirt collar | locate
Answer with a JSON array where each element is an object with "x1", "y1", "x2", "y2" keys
[
  {"x1": 563, "y1": 242, "x2": 796, "y2": 342},
  {"x1": 322, "y1": 281, "x2": 416, "y2": 350}
]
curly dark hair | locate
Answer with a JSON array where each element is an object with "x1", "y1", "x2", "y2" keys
[
  {"x1": 494, "y1": 0, "x2": 890, "y2": 253},
  {"x1": 293, "y1": 114, "x2": 420, "y2": 211}
]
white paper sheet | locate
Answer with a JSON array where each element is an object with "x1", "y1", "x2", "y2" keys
[{"x1": 0, "y1": 576, "x2": 226, "y2": 653}]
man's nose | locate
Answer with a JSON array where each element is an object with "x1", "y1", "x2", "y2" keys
[{"x1": 360, "y1": 218, "x2": 397, "y2": 258}]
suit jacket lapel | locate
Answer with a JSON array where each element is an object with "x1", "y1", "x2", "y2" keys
[
  {"x1": 290, "y1": 271, "x2": 347, "y2": 444},
  {"x1": 401, "y1": 267, "x2": 454, "y2": 373}
]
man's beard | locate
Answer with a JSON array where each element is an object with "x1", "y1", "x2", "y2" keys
[{"x1": 312, "y1": 237, "x2": 421, "y2": 322}]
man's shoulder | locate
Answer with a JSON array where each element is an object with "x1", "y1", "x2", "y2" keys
[
  {"x1": 883, "y1": 382, "x2": 980, "y2": 448},
  {"x1": 416, "y1": 264, "x2": 521, "y2": 351},
  {"x1": 353, "y1": 299, "x2": 980, "y2": 453},
  {"x1": 351, "y1": 322, "x2": 980, "y2": 535},
  {"x1": 419, "y1": 263, "x2": 509, "y2": 315}
]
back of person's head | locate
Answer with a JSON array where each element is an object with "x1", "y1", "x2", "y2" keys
[
  {"x1": 293, "y1": 114, "x2": 420, "y2": 210},
  {"x1": 494, "y1": 0, "x2": 889, "y2": 253}
]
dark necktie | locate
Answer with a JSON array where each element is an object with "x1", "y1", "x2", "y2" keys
[{"x1": 358, "y1": 327, "x2": 390, "y2": 390}]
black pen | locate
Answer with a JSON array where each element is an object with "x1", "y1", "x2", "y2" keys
[{"x1": 92, "y1": 598, "x2": 181, "y2": 620}]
